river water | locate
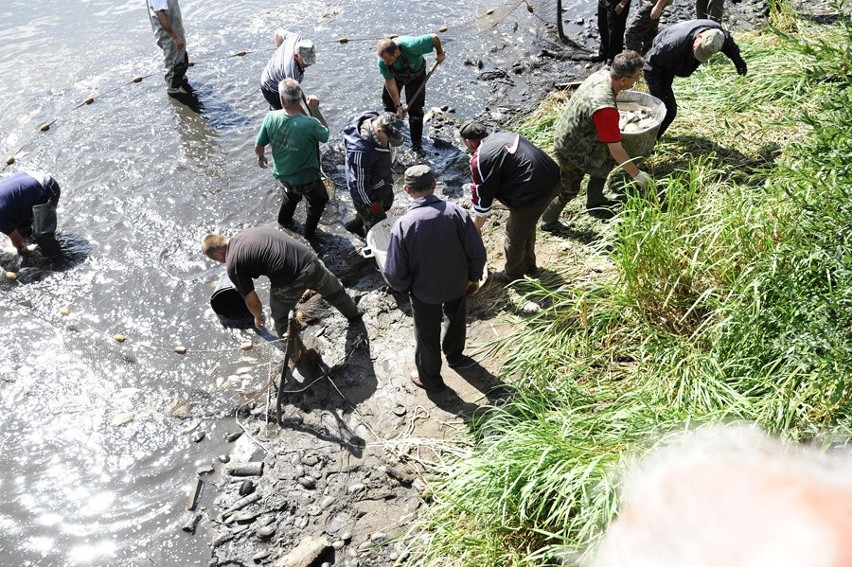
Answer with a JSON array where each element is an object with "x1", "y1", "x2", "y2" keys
[{"x1": 0, "y1": 0, "x2": 591, "y2": 565}]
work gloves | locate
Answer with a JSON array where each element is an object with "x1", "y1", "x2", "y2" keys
[
  {"x1": 634, "y1": 171, "x2": 652, "y2": 190},
  {"x1": 734, "y1": 58, "x2": 748, "y2": 76},
  {"x1": 369, "y1": 201, "x2": 384, "y2": 215}
]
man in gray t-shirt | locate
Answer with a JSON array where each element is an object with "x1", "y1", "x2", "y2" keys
[
  {"x1": 202, "y1": 227, "x2": 360, "y2": 337},
  {"x1": 260, "y1": 30, "x2": 316, "y2": 110}
]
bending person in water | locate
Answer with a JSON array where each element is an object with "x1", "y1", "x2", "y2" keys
[
  {"x1": 201, "y1": 228, "x2": 362, "y2": 338},
  {"x1": 0, "y1": 171, "x2": 62, "y2": 258}
]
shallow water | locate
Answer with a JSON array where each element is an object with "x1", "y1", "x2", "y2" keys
[{"x1": 0, "y1": 0, "x2": 590, "y2": 564}]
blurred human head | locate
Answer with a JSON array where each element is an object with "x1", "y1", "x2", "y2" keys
[
  {"x1": 611, "y1": 50, "x2": 644, "y2": 91},
  {"x1": 374, "y1": 112, "x2": 404, "y2": 147},
  {"x1": 590, "y1": 425, "x2": 852, "y2": 567},
  {"x1": 459, "y1": 120, "x2": 489, "y2": 152},
  {"x1": 694, "y1": 29, "x2": 724, "y2": 63},
  {"x1": 201, "y1": 233, "x2": 229, "y2": 262},
  {"x1": 295, "y1": 39, "x2": 316, "y2": 67},
  {"x1": 403, "y1": 164, "x2": 436, "y2": 196}
]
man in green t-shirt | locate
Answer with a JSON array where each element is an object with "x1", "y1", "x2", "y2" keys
[
  {"x1": 255, "y1": 78, "x2": 329, "y2": 239},
  {"x1": 376, "y1": 33, "x2": 445, "y2": 151}
]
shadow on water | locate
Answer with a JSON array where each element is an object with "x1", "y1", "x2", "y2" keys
[
  {"x1": 169, "y1": 81, "x2": 251, "y2": 130},
  {"x1": 0, "y1": 233, "x2": 91, "y2": 284}
]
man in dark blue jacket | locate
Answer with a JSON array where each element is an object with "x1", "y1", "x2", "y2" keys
[
  {"x1": 644, "y1": 20, "x2": 747, "y2": 138},
  {"x1": 0, "y1": 171, "x2": 62, "y2": 257},
  {"x1": 343, "y1": 112, "x2": 404, "y2": 237},
  {"x1": 383, "y1": 165, "x2": 487, "y2": 393}
]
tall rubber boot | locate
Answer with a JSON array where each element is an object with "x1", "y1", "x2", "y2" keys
[
  {"x1": 303, "y1": 208, "x2": 324, "y2": 239},
  {"x1": 32, "y1": 203, "x2": 61, "y2": 258},
  {"x1": 278, "y1": 193, "x2": 300, "y2": 226}
]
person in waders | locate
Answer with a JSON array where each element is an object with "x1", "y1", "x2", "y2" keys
[
  {"x1": 259, "y1": 30, "x2": 316, "y2": 110},
  {"x1": 201, "y1": 228, "x2": 362, "y2": 339},
  {"x1": 146, "y1": 0, "x2": 191, "y2": 97},
  {"x1": 255, "y1": 79, "x2": 329, "y2": 241},
  {"x1": 541, "y1": 51, "x2": 652, "y2": 227},
  {"x1": 376, "y1": 34, "x2": 445, "y2": 152},
  {"x1": 342, "y1": 112, "x2": 404, "y2": 238},
  {"x1": 0, "y1": 171, "x2": 62, "y2": 258}
]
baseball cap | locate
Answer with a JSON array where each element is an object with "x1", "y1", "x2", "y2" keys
[
  {"x1": 296, "y1": 40, "x2": 316, "y2": 66},
  {"x1": 375, "y1": 112, "x2": 404, "y2": 147},
  {"x1": 694, "y1": 29, "x2": 724, "y2": 63}
]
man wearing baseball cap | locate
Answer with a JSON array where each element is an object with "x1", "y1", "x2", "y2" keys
[
  {"x1": 342, "y1": 112, "x2": 404, "y2": 237},
  {"x1": 644, "y1": 20, "x2": 747, "y2": 138},
  {"x1": 459, "y1": 120, "x2": 560, "y2": 283},
  {"x1": 382, "y1": 165, "x2": 486, "y2": 393},
  {"x1": 260, "y1": 30, "x2": 317, "y2": 110}
]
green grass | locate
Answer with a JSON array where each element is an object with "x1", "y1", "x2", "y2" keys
[{"x1": 408, "y1": 12, "x2": 852, "y2": 567}]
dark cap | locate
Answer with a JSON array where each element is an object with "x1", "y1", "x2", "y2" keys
[
  {"x1": 375, "y1": 112, "x2": 404, "y2": 147},
  {"x1": 404, "y1": 165, "x2": 435, "y2": 191},
  {"x1": 459, "y1": 120, "x2": 488, "y2": 140}
]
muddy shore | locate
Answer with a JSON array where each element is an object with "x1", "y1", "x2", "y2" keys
[{"x1": 193, "y1": 1, "x2": 776, "y2": 565}]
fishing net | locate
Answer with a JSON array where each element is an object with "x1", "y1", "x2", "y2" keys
[{"x1": 475, "y1": 0, "x2": 590, "y2": 50}]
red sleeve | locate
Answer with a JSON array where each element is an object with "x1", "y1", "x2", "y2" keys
[{"x1": 593, "y1": 108, "x2": 622, "y2": 143}]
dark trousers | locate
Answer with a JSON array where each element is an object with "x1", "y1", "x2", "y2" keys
[
  {"x1": 350, "y1": 191, "x2": 394, "y2": 235},
  {"x1": 645, "y1": 76, "x2": 676, "y2": 138},
  {"x1": 597, "y1": 0, "x2": 631, "y2": 63},
  {"x1": 695, "y1": 0, "x2": 725, "y2": 21},
  {"x1": 382, "y1": 70, "x2": 426, "y2": 147},
  {"x1": 504, "y1": 185, "x2": 559, "y2": 279},
  {"x1": 262, "y1": 88, "x2": 282, "y2": 110},
  {"x1": 410, "y1": 293, "x2": 467, "y2": 391},
  {"x1": 278, "y1": 178, "x2": 329, "y2": 237},
  {"x1": 624, "y1": 2, "x2": 661, "y2": 54}
]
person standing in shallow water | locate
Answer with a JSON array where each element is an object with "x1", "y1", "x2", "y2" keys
[
  {"x1": 255, "y1": 79, "x2": 329, "y2": 240},
  {"x1": 597, "y1": 0, "x2": 631, "y2": 64},
  {"x1": 376, "y1": 33, "x2": 445, "y2": 151},
  {"x1": 201, "y1": 228, "x2": 361, "y2": 338},
  {"x1": 259, "y1": 30, "x2": 316, "y2": 110},
  {"x1": 342, "y1": 112, "x2": 404, "y2": 238},
  {"x1": 0, "y1": 171, "x2": 62, "y2": 258},
  {"x1": 146, "y1": 0, "x2": 191, "y2": 97},
  {"x1": 624, "y1": 0, "x2": 672, "y2": 55},
  {"x1": 382, "y1": 165, "x2": 486, "y2": 393}
]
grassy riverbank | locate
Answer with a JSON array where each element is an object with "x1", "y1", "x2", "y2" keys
[{"x1": 411, "y1": 10, "x2": 852, "y2": 566}]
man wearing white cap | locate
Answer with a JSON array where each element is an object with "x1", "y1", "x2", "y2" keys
[
  {"x1": 260, "y1": 30, "x2": 316, "y2": 110},
  {"x1": 643, "y1": 20, "x2": 747, "y2": 138}
]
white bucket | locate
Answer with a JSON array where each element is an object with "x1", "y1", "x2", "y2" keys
[{"x1": 360, "y1": 216, "x2": 401, "y2": 272}]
